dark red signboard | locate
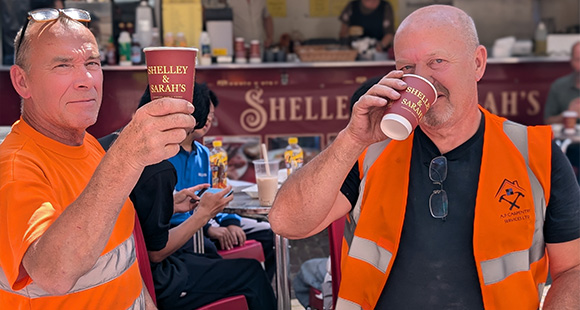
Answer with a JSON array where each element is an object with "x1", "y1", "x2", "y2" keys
[{"x1": 0, "y1": 60, "x2": 571, "y2": 147}]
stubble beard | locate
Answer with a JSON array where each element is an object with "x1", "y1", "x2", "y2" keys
[{"x1": 422, "y1": 99, "x2": 454, "y2": 128}]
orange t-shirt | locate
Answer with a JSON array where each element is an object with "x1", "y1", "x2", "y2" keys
[{"x1": 0, "y1": 119, "x2": 141, "y2": 309}]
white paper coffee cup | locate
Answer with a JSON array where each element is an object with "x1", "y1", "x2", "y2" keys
[{"x1": 380, "y1": 74, "x2": 437, "y2": 140}]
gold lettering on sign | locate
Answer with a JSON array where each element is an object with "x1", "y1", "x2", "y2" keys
[
  {"x1": 501, "y1": 91, "x2": 518, "y2": 116},
  {"x1": 320, "y1": 96, "x2": 334, "y2": 120},
  {"x1": 240, "y1": 88, "x2": 353, "y2": 131},
  {"x1": 482, "y1": 90, "x2": 542, "y2": 117},
  {"x1": 336, "y1": 96, "x2": 350, "y2": 120},
  {"x1": 526, "y1": 91, "x2": 540, "y2": 115},
  {"x1": 270, "y1": 98, "x2": 286, "y2": 121},
  {"x1": 482, "y1": 92, "x2": 499, "y2": 115},
  {"x1": 305, "y1": 97, "x2": 319, "y2": 120},
  {"x1": 241, "y1": 88, "x2": 268, "y2": 132},
  {"x1": 289, "y1": 97, "x2": 303, "y2": 121}
]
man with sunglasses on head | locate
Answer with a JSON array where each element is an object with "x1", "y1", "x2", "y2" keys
[
  {"x1": 0, "y1": 9, "x2": 195, "y2": 309},
  {"x1": 270, "y1": 5, "x2": 579, "y2": 310}
]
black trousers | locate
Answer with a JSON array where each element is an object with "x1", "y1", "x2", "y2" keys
[
  {"x1": 156, "y1": 253, "x2": 276, "y2": 310},
  {"x1": 246, "y1": 229, "x2": 276, "y2": 282}
]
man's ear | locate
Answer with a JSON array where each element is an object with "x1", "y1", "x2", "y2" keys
[
  {"x1": 10, "y1": 65, "x2": 31, "y2": 99},
  {"x1": 474, "y1": 45, "x2": 487, "y2": 82}
]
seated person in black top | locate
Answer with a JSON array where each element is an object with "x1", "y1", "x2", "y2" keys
[{"x1": 99, "y1": 85, "x2": 276, "y2": 310}]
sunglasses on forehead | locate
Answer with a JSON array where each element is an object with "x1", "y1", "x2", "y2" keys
[{"x1": 15, "y1": 8, "x2": 91, "y2": 56}]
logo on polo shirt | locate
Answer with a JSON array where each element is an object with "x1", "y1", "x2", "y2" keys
[{"x1": 495, "y1": 179, "x2": 531, "y2": 223}]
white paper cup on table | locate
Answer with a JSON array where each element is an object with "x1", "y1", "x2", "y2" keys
[{"x1": 253, "y1": 159, "x2": 281, "y2": 207}]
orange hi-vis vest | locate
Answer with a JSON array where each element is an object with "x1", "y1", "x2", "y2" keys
[
  {"x1": 0, "y1": 120, "x2": 144, "y2": 309},
  {"x1": 337, "y1": 109, "x2": 552, "y2": 310}
]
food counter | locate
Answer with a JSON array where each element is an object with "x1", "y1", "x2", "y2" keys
[{"x1": 0, "y1": 57, "x2": 571, "y2": 149}]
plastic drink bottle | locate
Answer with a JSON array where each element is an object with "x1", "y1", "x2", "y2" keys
[
  {"x1": 118, "y1": 31, "x2": 132, "y2": 66},
  {"x1": 210, "y1": 140, "x2": 228, "y2": 188},
  {"x1": 534, "y1": 21, "x2": 547, "y2": 56},
  {"x1": 131, "y1": 35, "x2": 142, "y2": 65},
  {"x1": 135, "y1": 0, "x2": 154, "y2": 48},
  {"x1": 164, "y1": 32, "x2": 175, "y2": 47},
  {"x1": 200, "y1": 31, "x2": 211, "y2": 56},
  {"x1": 284, "y1": 137, "x2": 303, "y2": 176},
  {"x1": 176, "y1": 32, "x2": 188, "y2": 47},
  {"x1": 200, "y1": 31, "x2": 212, "y2": 65},
  {"x1": 150, "y1": 27, "x2": 161, "y2": 47}
]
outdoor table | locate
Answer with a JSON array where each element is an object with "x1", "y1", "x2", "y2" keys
[{"x1": 224, "y1": 193, "x2": 292, "y2": 310}]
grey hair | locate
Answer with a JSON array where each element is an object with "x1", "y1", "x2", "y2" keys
[
  {"x1": 14, "y1": 25, "x2": 30, "y2": 70},
  {"x1": 457, "y1": 10, "x2": 480, "y2": 50},
  {"x1": 396, "y1": 5, "x2": 480, "y2": 52},
  {"x1": 14, "y1": 16, "x2": 78, "y2": 71}
]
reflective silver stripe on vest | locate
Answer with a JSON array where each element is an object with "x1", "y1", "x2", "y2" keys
[
  {"x1": 479, "y1": 249, "x2": 530, "y2": 285},
  {"x1": 537, "y1": 283, "x2": 545, "y2": 302},
  {"x1": 479, "y1": 122, "x2": 546, "y2": 286},
  {"x1": 0, "y1": 235, "x2": 136, "y2": 298},
  {"x1": 345, "y1": 139, "x2": 391, "y2": 248},
  {"x1": 503, "y1": 121, "x2": 547, "y2": 263},
  {"x1": 336, "y1": 297, "x2": 363, "y2": 310},
  {"x1": 349, "y1": 236, "x2": 392, "y2": 273},
  {"x1": 128, "y1": 286, "x2": 146, "y2": 310}
]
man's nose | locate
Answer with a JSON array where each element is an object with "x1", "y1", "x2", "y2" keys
[
  {"x1": 73, "y1": 67, "x2": 96, "y2": 89},
  {"x1": 411, "y1": 64, "x2": 435, "y2": 83}
]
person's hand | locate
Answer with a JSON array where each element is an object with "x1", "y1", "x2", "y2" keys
[
  {"x1": 345, "y1": 70, "x2": 407, "y2": 147},
  {"x1": 173, "y1": 184, "x2": 210, "y2": 214},
  {"x1": 375, "y1": 42, "x2": 386, "y2": 52},
  {"x1": 264, "y1": 36, "x2": 273, "y2": 49},
  {"x1": 195, "y1": 185, "x2": 234, "y2": 222},
  {"x1": 207, "y1": 226, "x2": 236, "y2": 250},
  {"x1": 226, "y1": 225, "x2": 246, "y2": 247},
  {"x1": 110, "y1": 97, "x2": 196, "y2": 170},
  {"x1": 568, "y1": 97, "x2": 580, "y2": 116}
]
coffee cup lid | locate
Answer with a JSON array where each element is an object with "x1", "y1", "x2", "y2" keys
[{"x1": 381, "y1": 113, "x2": 413, "y2": 140}]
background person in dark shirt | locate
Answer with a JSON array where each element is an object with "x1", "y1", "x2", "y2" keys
[
  {"x1": 339, "y1": 0, "x2": 395, "y2": 51},
  {"x1": 544, "y1": 41, "x2": 580, "y2": 125}
]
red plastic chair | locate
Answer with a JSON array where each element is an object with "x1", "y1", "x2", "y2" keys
[
  {"x1": 196, "y1": 295, "x2": 249, "y2": 310},
  {"x1": 308, "y1": 215, "x2": 346, "y2": 309},
  {"x1": 328, "y1": 216, "x2": 346, "y2": 307},
  {"x1": 217, "y1": 239, "x2": 265, "y2": 263},
  {"x1": 133, "y1": 213, "x2": 156, "y2": 305},
  {"x1": 309, "y1": 287, "x2": 324, "y2": 310},
  {"x1": 133, "y1": 215, "x2": 249, "y2": 310}
]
